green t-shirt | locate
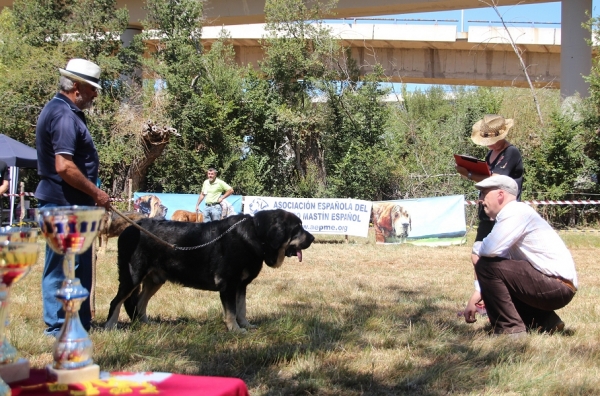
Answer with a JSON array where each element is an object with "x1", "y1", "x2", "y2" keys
[{"x1": 202, "y1": 178, "x2": 232, "y2": 204}]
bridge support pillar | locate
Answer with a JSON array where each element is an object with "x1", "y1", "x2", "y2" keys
[{"x1": 561, "y1": 0, "x2": 592, "y2": 98}]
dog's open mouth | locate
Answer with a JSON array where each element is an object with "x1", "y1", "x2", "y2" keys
[{"x1": 285, "y1": 247, "x2": 303, "y2": 262}]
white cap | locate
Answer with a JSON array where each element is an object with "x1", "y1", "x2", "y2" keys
[{"x1": 475, "y1": 175, "x2": 518, "y2": 196}]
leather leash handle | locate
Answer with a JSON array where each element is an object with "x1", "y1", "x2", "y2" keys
[{"x1": 109, "y1": 205, "x2": 175, "y2": 249}]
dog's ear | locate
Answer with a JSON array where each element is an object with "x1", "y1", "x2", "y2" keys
[
  {"x1": 254, "y1": 210, "x2": 288, "y2": 249},
  {"x1": 378, "y1": 205, "x2": 392, "y2": 230},
  {"x1": 267, "y1": 223, "x2": 287, "y2": 249}
]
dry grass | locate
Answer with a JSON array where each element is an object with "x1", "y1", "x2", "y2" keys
[{"x1": 8, "y1": 230, "x2": 600, "y2": 395}]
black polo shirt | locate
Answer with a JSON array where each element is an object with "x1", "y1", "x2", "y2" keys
[{"x1": 35, "y1": 93, "x2": 98, "y2": 205}]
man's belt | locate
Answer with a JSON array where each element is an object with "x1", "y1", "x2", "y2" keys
[
  {"x1": 552, "y1": 276, "x2": 577, "y2": 293},
  {"x1": 205, "y1": 202, "x2": 219, "y2": 206}
]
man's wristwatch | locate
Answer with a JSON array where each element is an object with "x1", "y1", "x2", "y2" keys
[{"x1": 467, "y1": 171, "x2": 472, "y2": 180}]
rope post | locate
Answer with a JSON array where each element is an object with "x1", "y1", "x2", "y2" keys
[
  {"x1": 91, "y1": 240, "x2": 97, "y2": 320},
  {"x1": 128, "y1": 179, "x2": 132, "y2": 211},
  {"x1": 19, "y1": 182, "x2": 25, "y2": 223}
]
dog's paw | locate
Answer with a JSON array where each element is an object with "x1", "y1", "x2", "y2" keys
[
  {"x1": 226, "y1": 324, "x2": 247, "y2": 333},
  {"x1": 225, "y1": 320, "x2": 250, "y2": 333},
  {"x1": 239, "y1": 322, "x2": 257, "y2": 330}
]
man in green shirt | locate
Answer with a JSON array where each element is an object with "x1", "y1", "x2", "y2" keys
[{"x1": 196, "y1": 167, "x2": 234, "y2": 222}]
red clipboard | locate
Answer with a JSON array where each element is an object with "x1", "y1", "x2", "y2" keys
[{"x1": 454, "y1": 154, "x2": 491, "y2": 176}]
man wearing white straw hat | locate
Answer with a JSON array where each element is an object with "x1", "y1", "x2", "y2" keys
[{"x1": 35, "y1": 58, "x2": 110, "y2": 336}]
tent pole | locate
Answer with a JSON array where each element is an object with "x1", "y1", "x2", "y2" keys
[{"x1": 8, "y1": 167, "x2": 18, "y2": 226}]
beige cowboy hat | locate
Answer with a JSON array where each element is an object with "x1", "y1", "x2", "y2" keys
[
  {"x1": 59, "y1": 58, "x2": 102, "y2": 90},
  {"x1": 471, "y1": 114, "x2": 514, "y2": 146}
]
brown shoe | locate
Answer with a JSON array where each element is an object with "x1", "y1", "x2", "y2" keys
[{"x1": 540, "y1": 313, "x2": 565, "y2": 335}]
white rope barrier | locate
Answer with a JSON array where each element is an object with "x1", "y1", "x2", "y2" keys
[{"x1": 465, "y1": 200, "x2": 600, "y2": 205}]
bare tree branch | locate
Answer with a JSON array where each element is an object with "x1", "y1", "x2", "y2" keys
[{"x1": 480, "y1": 0, "x2": 544, "y2": 125}]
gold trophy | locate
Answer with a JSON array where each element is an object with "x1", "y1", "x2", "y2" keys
[
  {"x1": 0, "y1": 233, "x2": 39, "y2": 385},
  {"x1": 37, "y1": 206, "x2": 105, "y2": 383}
]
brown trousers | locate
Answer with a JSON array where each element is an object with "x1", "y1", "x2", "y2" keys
[{"x1": 475, "y1": 256, "x2": 575, "y2": 334}]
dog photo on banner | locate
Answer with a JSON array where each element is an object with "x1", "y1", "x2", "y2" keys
[
  {"x1": 133, "y1": 192, "x2": 243, "y2": 221},
  {"x1": 372, "y1": 195, "x2": 466, "y2": 246}
]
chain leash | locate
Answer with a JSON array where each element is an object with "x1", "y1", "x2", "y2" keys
[{"x1": 173, "y1": 218, "x2": 247, "y2": 250}]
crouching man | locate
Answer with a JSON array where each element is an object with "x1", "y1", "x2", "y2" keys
[{"x1": 464, "y1": 175, "x2": 577, "y2": 337}]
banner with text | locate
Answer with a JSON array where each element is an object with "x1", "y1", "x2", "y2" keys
[
  {"x1": 244, "y1": 196, "x2": 372, "y2": 237},
  {"x1": 372, "y1": 195, "x2": 466, "y2": 246},
  {"x1": 133, "y1": 192, "x2": 243, "y2": 220}
]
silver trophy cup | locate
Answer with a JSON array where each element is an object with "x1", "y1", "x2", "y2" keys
[
  {"x1": 0, "y1": 230, "x2": 39, "y2": 385},
  {"x1": 38, "y1": 206, "x2": 105, "y2": 371}
]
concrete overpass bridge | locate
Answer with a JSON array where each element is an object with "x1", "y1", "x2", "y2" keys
[
  {"x1": 196, "y1": 22, "x2": 562, "y2": 89},
  {"x1": 0, "y1": 0, "x2": 592, "y2": 96}
]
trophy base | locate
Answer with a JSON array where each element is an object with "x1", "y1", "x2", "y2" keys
[
  {"x1": 0, "y1": 358, "x2": 30, "y2": 383},
  {"x1": 46, "y1": 364, "x2": 100, "y2": 384}
]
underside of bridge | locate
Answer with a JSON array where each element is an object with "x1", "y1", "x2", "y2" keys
[
  {"x1": 197, "y1": 36, "x2": 561, "y2": 89},
  {"x1": 0, "y1": 0, "x2": 591, "y2": 96},
  {"x1": 123, "y1": 0, "x2": 551, "y2": 28}
]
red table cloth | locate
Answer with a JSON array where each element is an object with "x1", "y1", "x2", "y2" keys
[{"x1": 9, "y1": 369, "x2": 250, "y2": 396}]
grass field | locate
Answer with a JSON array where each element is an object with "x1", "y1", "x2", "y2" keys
[{"x1": 8, "y1": 229, "x2": 600, "y2": 395}]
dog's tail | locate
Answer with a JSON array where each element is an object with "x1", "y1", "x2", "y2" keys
[{"x1": 117, "y1": 225, "x2": 142, "y2": 320}]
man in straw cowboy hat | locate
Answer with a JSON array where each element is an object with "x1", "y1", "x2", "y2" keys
[
  {"x1": 456, "y1": 114, "x2": 524, "y2": 323},
  {"x1": 35, "y1": 58, "x2": 110, "y2": 336},
  {"x1": 465, "y1": 175, "x2": 576, "y2": 337}
]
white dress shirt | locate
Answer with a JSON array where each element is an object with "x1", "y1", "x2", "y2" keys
[{"x1": 472, "y1": 200, "x2": 578, "y2": 287}]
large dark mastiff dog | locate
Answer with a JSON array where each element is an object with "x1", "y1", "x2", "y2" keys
[{"x1": 105, "y1": 209, "x2": 314, "y2": 332}]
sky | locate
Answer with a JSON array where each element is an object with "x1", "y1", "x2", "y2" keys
[{"x1": 354, "y1": 1, "x2": 600, "y2": 91}]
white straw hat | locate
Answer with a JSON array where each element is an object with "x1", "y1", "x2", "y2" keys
[
  {"x1": 471, "y1": 114, "x2": 514, "y2": 146},
  {"x1": 59, "y1": 59, "x2": 102, "y2": 90}
]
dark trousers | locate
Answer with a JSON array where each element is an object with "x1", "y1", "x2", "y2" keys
[
  {"x1": 475, "y1": 220, "x2": 495, "y2": 242},
  {"x1": 475, "y1": 257, "x2": 575, "y2": 334}
]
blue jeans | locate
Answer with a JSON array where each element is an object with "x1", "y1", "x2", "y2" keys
[
  {"x1": 40, "y1": 201, "x2": 92, "y2": 335},
  {"x1": 203, "y1": 204, "x2": 222, "y2": 222}
]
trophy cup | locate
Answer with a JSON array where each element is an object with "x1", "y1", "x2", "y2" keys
[
  {"x1": 0, "y1": 227, "x2": 39, "y2": 244},
  {"x1": 0, "y1": 237, "x2": 39, "y2": 384},
  {"x1": 37, "y1": 206, "x2": 105, "y2": 383}
]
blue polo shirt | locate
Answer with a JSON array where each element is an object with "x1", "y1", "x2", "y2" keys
[{"x1": 35, "y1": 93, "x2": 98, "y2": 205}]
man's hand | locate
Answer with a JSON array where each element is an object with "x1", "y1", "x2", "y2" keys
[
  {"x1": 464, "y1": 290, "x2": 482, "y2": 323},
  {"x1": 93, "y1": 189, "x2": 111, "y2": 209}
]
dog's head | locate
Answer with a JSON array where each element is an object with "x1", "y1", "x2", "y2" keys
[
  {"x1": 134, "y1": 195, "x2": 168, "y2": 219},
  {"x1": 373, "y1": 203, "x2": 411, "y2": 239},
  {"x1": 390, "y1": 205, "x2": 411, "y2": 238},
  {"x1": 253, "y1": 209, "x2": 314, "y2": 268}
]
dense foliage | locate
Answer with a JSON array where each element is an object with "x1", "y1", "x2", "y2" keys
[{"x1": 0, "y1": 0, "x2": 599, "y2": 226}]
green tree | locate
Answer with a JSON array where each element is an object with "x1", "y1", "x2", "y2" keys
[
  {"x1": 0, "y1": 0, "x2": 145, "y2": 197},
  {"x1": 143, "y1": 0, "x2": 248, "y2": 194},
  {"x1": 255, "y1": 0, "x2": 340, "y2": 197},
  {"x1": 323, "y1": 66, "x2": 393, "y2": 200}
]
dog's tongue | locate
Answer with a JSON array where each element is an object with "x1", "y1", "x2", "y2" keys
[{"x1": 297, "y1": 250, "x2": 303, "y2": 262}]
